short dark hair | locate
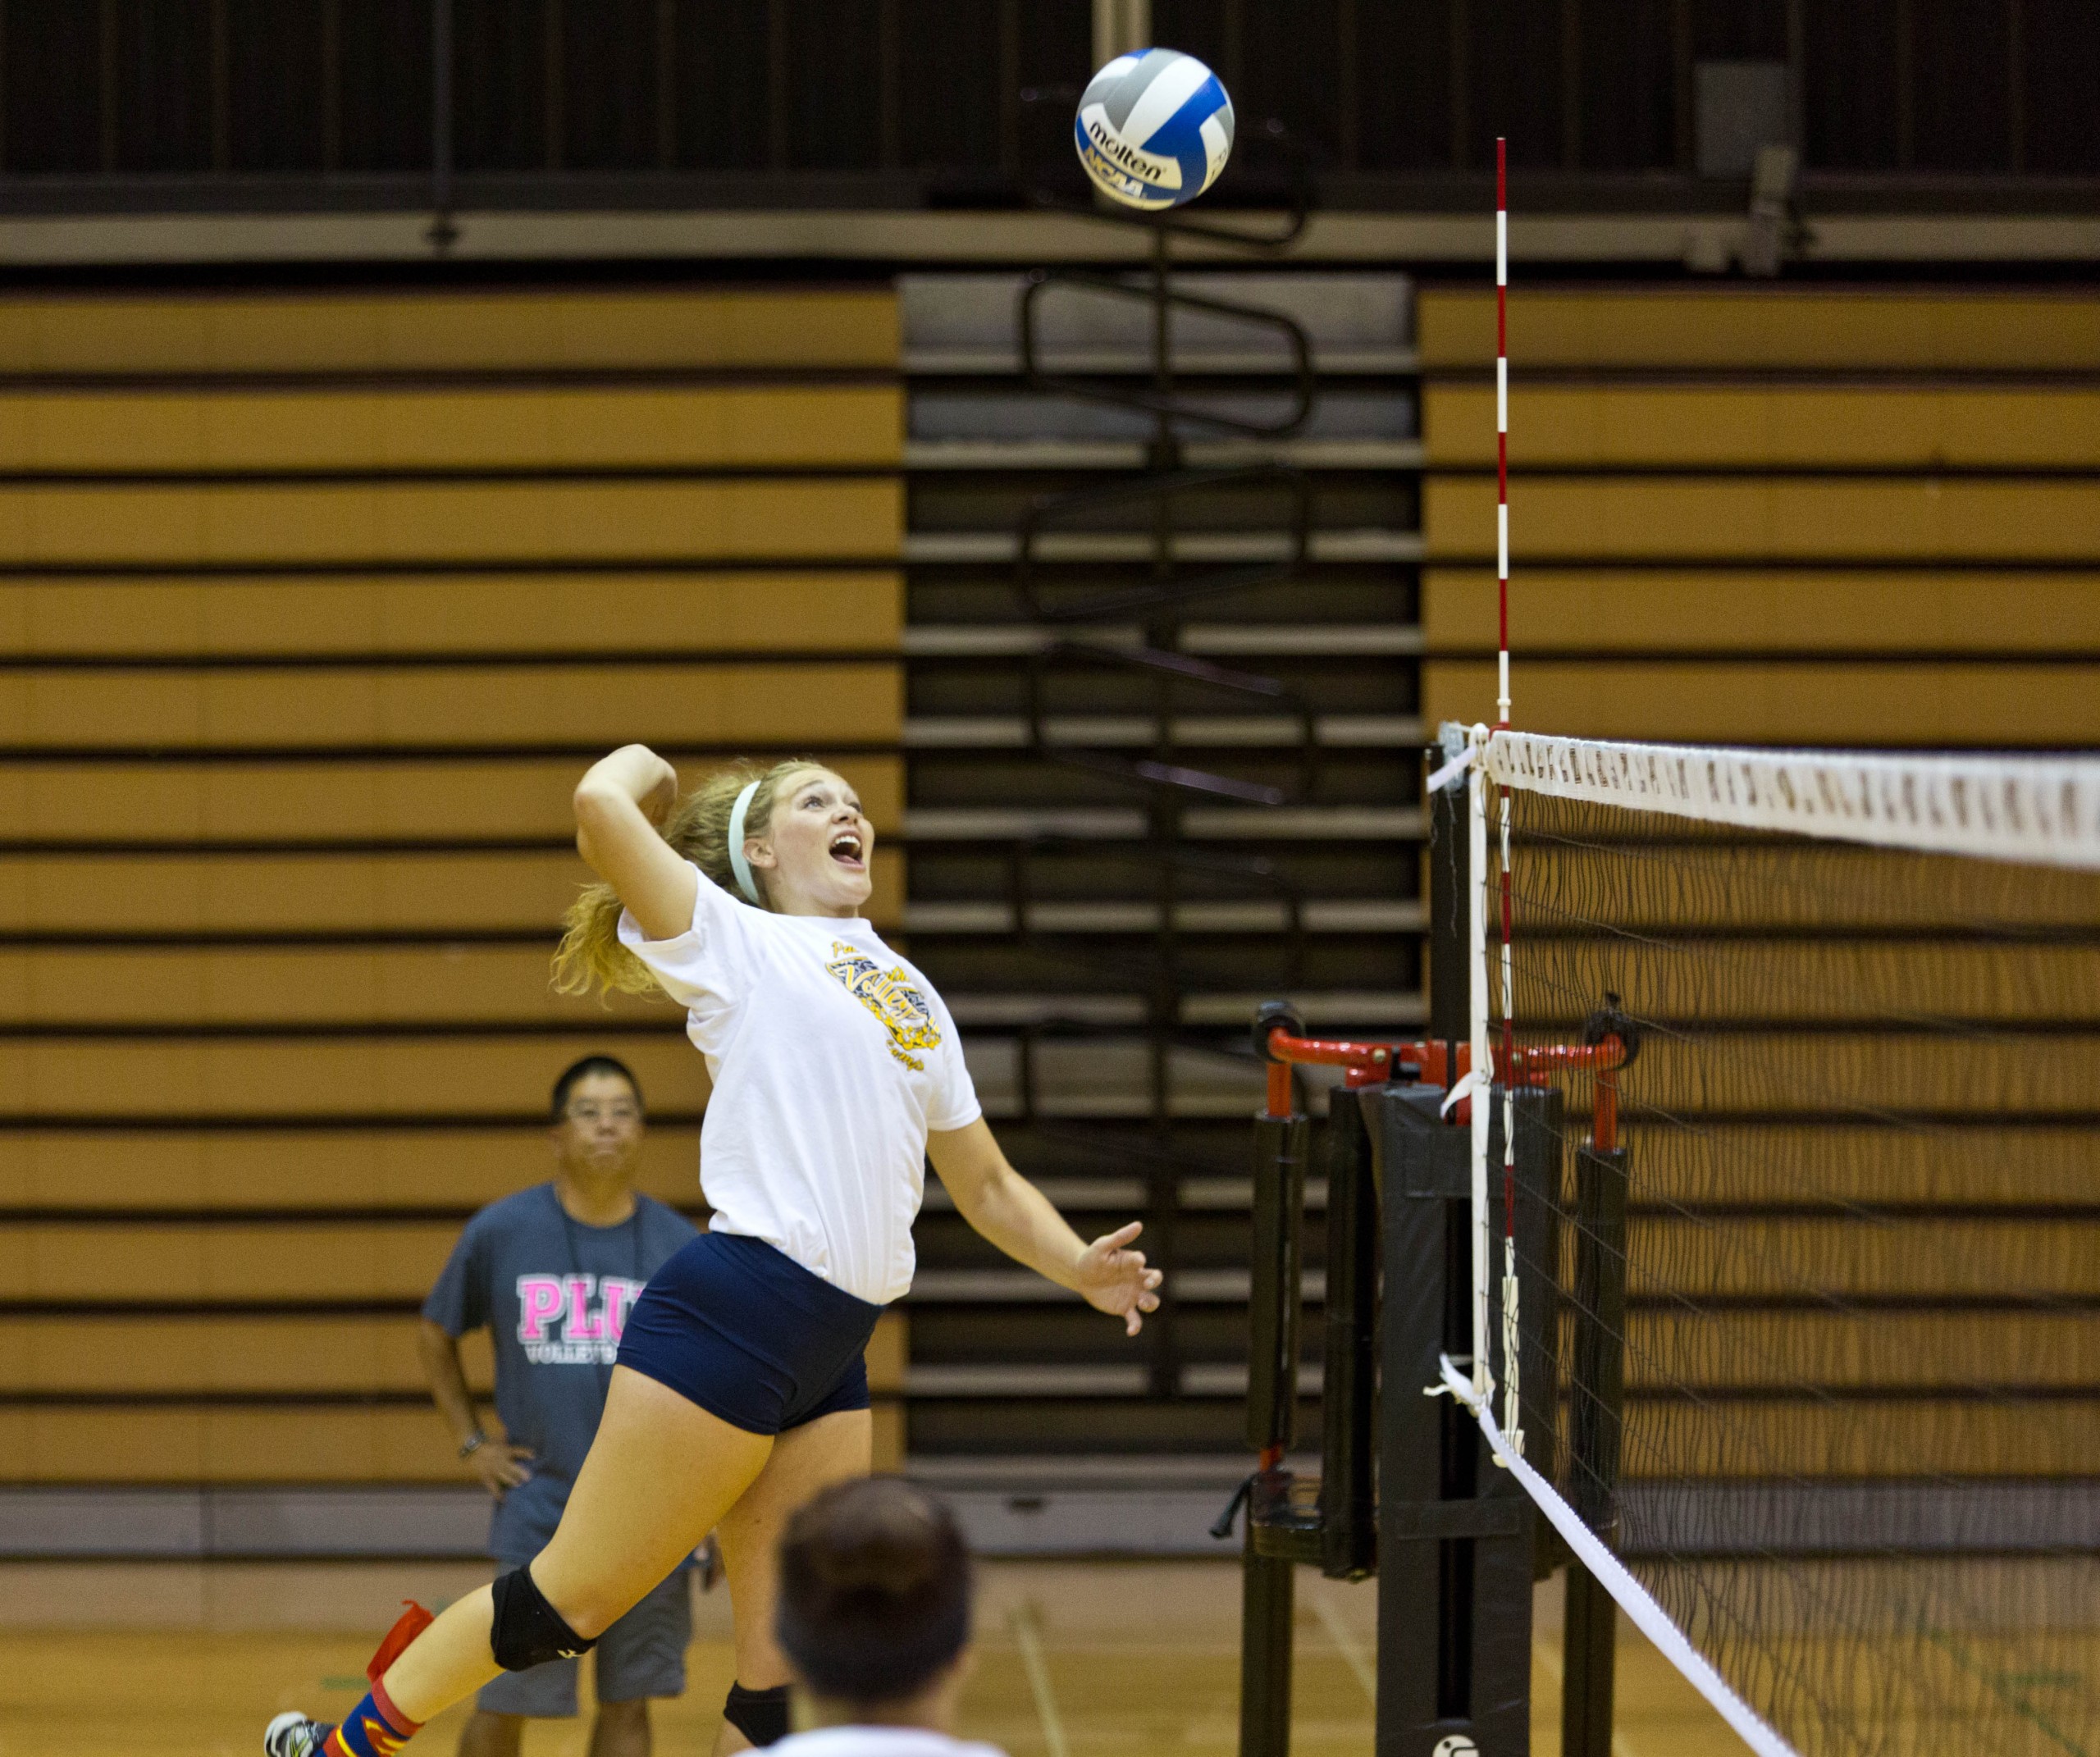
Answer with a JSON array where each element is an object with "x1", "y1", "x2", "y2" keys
[
  {"x1": 775, "y1": 1476, "x2": 972, "y2": 1705},
  {"x1": 550, "y1": 1056, "x2": 644, "y2": 1121}
]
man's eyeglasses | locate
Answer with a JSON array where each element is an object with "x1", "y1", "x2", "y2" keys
[{"x1": 564, "y1": 1103, "x2": 640, "y2": 1125}]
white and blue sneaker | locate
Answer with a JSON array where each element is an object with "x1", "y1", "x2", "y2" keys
[{"x1": 264, "y1": 1711, "x2": 334, "y2": 1757}]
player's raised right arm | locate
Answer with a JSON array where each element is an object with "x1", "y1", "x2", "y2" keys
[{"x1": 572, "y1": 744, "x2": 699, "y2": 941}]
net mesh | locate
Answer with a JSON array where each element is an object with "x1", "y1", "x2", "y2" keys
[{"x1": 1481, "y1": 737, "x2": 2100, "y2": 1757}]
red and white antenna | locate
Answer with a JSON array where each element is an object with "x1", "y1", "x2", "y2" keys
[
  {"x1": 1495, "y1": 135, "x2": 1510, "y2": 729},
  {"x1": 1494, "y1": 135, "x2": 1522, "y2": 1456}
]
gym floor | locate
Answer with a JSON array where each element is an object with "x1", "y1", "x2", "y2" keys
[{"x1": 0, "y1": 1558, "x2": 1744, "y2": 1757}]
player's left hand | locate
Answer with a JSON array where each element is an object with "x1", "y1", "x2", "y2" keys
[{"x1": 1074, "y1": 1221, "x2": 1165, "y2": 1336}]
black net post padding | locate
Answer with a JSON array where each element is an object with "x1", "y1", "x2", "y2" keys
[
  {"x1": 1569, "y1": 1143, "x2": 1631, "y2": 1534},
  {"x1": 1561, "y1": 1131, "x2": 1630, "y2": 1757},
  {"x1": 1364, "y1": 1083, "x2": 1534, "y2": 1756},
  {"x1": 1509, "y1": 1087, "x2": 1570, "y2": 1581},
  {"x1": 1320, "y1": 1089, "x2": 1379, "y2": 1581},
  {"x1": 1246, "y1": 1111, "x2": 1307, "y2": 1456},
  {"x1": 1237, "y1": 1106, "x2": 1307, "y2": 1757}
]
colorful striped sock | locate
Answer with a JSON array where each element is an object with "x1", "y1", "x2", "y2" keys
[{"x1": 319, "y1": 1680, "x2": 422, "y2": 1757}]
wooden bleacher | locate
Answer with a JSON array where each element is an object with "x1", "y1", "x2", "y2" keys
[{"x1": 0, "y1": 285, "x2": 907, "y2": 1488}]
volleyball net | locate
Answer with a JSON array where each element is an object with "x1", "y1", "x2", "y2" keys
[{"x1": 1441, "y1": 729, "x2": 2100, "y2": 1757}]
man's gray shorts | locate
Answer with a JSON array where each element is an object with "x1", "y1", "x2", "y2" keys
[{"x1": 476, "y1": 1563, "x2": 692, "y2": 1718}]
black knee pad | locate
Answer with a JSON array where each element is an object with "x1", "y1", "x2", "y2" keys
[
  {"x1": 724, "y1": 1682, "x2": 791, "y2": 1747},
  {"x1": 489, "y1": 1565, "x2": 597, "y2": 1672}
]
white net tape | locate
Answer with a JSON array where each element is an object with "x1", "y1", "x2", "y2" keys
[{"x1": 1482, "y1": 732, "x2": 2100, "y2": 871}]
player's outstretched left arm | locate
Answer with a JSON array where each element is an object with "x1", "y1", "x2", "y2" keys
[{"x1": 927, "y1": 1119, "x2": 1163, "y2": 1335}]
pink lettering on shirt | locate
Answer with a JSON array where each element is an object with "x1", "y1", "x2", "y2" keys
[
  {"x1": 599, "y1": 1277, "x2": 645, "y2": 1340},
  {"x1": 516, "y1": 1275, "x2": 566, "y2": 1343},
  {"x1": 562, "y1": 1274, "x2": 605, "y2": 1342}
]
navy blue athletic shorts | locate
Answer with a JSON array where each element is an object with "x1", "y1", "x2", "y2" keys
[{"x1": 616, "y1": 1231, "x2": 881, "y2": 1435}]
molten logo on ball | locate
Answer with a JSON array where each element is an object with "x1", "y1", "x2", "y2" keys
[{"x1": 1073, "y1": 48, "x2": 1234, "y2": 211}]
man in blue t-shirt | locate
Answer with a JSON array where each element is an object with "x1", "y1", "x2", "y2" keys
[{"x1": 421, "y1": 1055, "x2": 701, "y2": 1757}]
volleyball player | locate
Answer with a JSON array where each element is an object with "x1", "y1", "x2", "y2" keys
[
  {"x1": 267, "y1": 750, "x2": 1161, "y2": 1757},
  {"x1": 767, "y1": 1476, "x2": 999, "y2": 1757}
]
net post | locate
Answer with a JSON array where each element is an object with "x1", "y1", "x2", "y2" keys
[
  {"x1": 1239, "y1": 1093, "x2": 1307, "y2": 1757},
  {"x1": 1318, "y1": 1087, "x2": 1379, "y2": 1581},
  {"x1": 1562, "y1": 1135, "x2": 1631, "y2": 1757},
  {"x1": 1466, "y1": 725, "x2": 1494, "y2": 1408},
  {"x1": 1426, "y1": 736, "x2": 1471, "y2": 1045}
]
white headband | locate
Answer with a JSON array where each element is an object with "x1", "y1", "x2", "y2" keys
[{"x1": 727, "y1": 779, "x2": 763, "y2": 904}]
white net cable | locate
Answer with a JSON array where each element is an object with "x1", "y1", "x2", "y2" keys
[{"x1": 1484, "y1": 732, "x2": 2100, "y2": 872}]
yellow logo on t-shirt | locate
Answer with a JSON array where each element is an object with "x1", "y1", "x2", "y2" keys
[{"x1": 825, "y1": 942, "x2": 943, "y2": 1070}]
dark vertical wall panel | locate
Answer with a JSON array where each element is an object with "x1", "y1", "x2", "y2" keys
[
  {"x1": 2023, "y1": 0, "x2": 2100, "y2": 172},
  {"x1": 111, "y1": 0, "x2": 213, "y2": 171},
  {"x1": 673, "y1": 0, "x2": 769, "y2": 170},
  {"x1": 1466, "y1": 0, "x2": 1564, "y2": 169},
  {"x1": 784, "y1": 0, "x2": 882, "y2": 171},
  {"x1": 4, "y1": 0, "x2": 106, "y2": 171},
  {"x1": 1805, "y1": 0, "x2": 1900, "y2": 171},
  {"x1": 561, "y1": 0, "x2": 658, "y2": 171},
  {"x1": 899, "y1": 0, "x2": 1003, "y2": 174},
  {"x1": 1691, "y1": 0, "x2": 1787, "y2": 59},
  {"x1": 337, "y1": 0, "x2": 431, "y2": 171},
  {"x1": 1911, "y1": 0, "x2": 2009, "y2": 171},
  {"x1": 1357, "y1": 0, "x2": 1455, "y2": 171},
  {"x1": 228, "y1": 0, "x2": 326, "y2": 171},
  {"x1": 1237, "y1": 0, "x2": 1346, "y2": 162},
  {"x1": 1579, "y1": 0, "x2": 1677, "y2": 171},
  {"x1": 1149, "y1": 0, "x2": 1230, "y2": 80},
  {"x1": 454, "y1": 0, "x2": 545, "y2": 171}
]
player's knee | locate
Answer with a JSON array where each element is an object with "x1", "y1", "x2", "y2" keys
[{"x1": 489, "y1": 1563, "x2": 601, "y2": 1670}]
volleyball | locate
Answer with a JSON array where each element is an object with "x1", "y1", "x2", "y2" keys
[{"x1": 1073, "y1": 48, "x2": 1235, "y2": 211}]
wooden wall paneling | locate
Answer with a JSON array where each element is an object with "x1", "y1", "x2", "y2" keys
[
  {"x1": 0, "y1": 290, "x2": 901, "y2": 374},
  {"x1": 1422, "y1": 569, "x2": 2100, "y2": 652},
  {"x1": 0, "y1": 1220, "x2": 465, "y2": 1302},
  {"x1": 0, "y1": 1406, "x2": 491, "y2": 1482},
  {"x1": 1628, "y1": 1311, "x2": 2100, "y2": 1391},
  {"x1": 0, "y1": 662, "x2": 905, "y2": 751},
  {"x1": 0, "y1": 386, "x2": 903, "y2": 473},
  {"x1": 1416, "y1": 289, "x2": 2100, "y2": 370},
  {"x1": 0, "y1": 479, "x2": 903, "y2": 568},
  {"x1": 0, "y1": 1317, "x2": 495, "y2": 1396},
  {"x1": 1422, "y1": 383, "x2": 2100, "y2": 468},
  {"x1": 0, "y1": 945, "x2": 682, "y2": 1029},
  {"x1": 0, "y1": 572, "x2": 905, "y2": 659},
  {"x1": 1423, "y1": 657, "x2": 2100, "y2": 744},
  {"x1": 1621, "y1": 1126, "x2": 2100, "y2": 1208},
  {"x1": 0, "y1": 755, "x2": 906, "y2": 843},
  {"x1": 0, "y1": 1129, "x2": 712, "y2": 1213},
  {"x1": 0, "y1": 846, "x2": 906, "y2": 935},
  {"x1": 1423, "y1": 476, "x2": 2100, "y2": 562},
  {"x1": 1623, "y1": 1403, "x2": 2090, "y2": 1479},
  {"x1": 0, "y1": 1034, "x2": 714, "y2": 1121}
]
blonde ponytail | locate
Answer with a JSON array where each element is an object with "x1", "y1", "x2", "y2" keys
[{"x1": 551, "y1": 756, "x2": 824, "y2": 999}]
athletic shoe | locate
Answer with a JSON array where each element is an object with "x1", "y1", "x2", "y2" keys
[{"x1": 264, "y1": 1710, "x2": 334, "y2": 1757}]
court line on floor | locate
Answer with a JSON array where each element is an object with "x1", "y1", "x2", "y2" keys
[
  {"x1": 1009, "y1": 1600, "x2": 1071, "y2": 1757},
  {"x1": 1532, "y1": 1634, "x2": 1639, "y2": 1757},
  {"x1": 1308, "y1": 1585, "x2": 1378, "y2": 1706}
]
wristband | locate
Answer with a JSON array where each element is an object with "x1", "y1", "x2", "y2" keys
[{"x1": 459, "y1": 1431, "x2": 489, "y2": 1460}]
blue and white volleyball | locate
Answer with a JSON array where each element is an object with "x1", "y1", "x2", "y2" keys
[{"x1": 1074, "y1": 49, "x2": 1235, "y2": 211}]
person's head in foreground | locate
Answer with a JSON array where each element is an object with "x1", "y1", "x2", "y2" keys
[{"x1": 772, "y1": 1476, "x2": 996, "y2": 1751}]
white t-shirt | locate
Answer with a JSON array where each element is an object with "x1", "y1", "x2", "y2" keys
[
  {"x1": 619, "y1": 865, "x2": 980, "y2": 1304},
  {"x1": 770, "y1": 1727, "x2": 1007, "y2": 1757}
]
